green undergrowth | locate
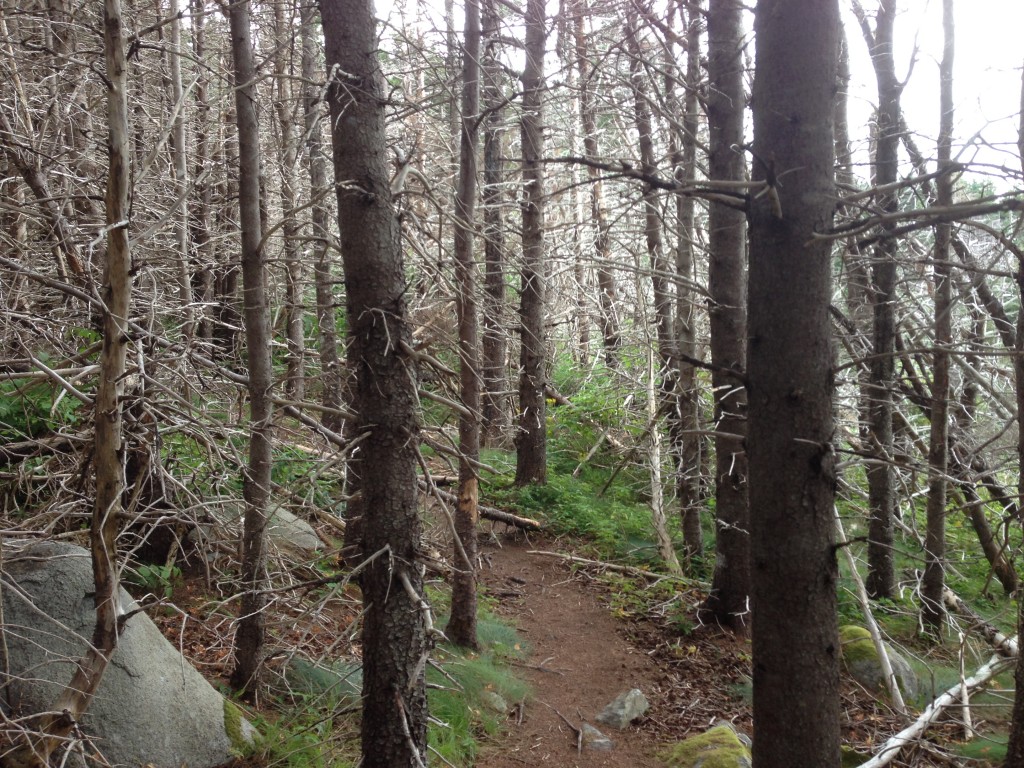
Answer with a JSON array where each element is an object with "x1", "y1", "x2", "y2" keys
[
  {"x1": 427, "y1": 604, "x2": 530, "y2": 766},
  {"x1": 246, "y1": 609, "x2": 529, "y2": 768},
  {"x1": 836, "y1": 491, "x2": 1020, "y2": 755},
  {"x1": 952, "y1": 733, "x2": 1009, "y2": 766}
]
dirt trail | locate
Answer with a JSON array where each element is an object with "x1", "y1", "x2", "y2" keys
[{"x1": 478, "y1": 534, "x2": 668, "y2": 768}]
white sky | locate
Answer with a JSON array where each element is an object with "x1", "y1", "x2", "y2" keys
[
  {"x1": 842, "y1": 0, "x2": 1024, "y2": 186},
  {"x1": 377, "y1": 0, "x2": 1024, "y2": 186}
]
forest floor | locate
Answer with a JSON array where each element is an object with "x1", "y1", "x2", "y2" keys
[
  {"x1": 156, "y1": 525, "x2": 976, "y2": 768},
  {"x1": 472, "y1": 529, "x2": 973, "y2": 768},
  {"x1": 476, "y1": 530, "x2": 751, "y2": 768}
]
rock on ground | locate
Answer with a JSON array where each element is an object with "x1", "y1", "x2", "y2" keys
[
  {"x1": 196, "y1": 500, "x2": 323, "y2": 558},
  {"x1": 1, "y1": 540, "x2": 256, "y2": 768},
  {"x1": 839, "y1": 624, "x2": 919, "y2": 700},
  {"x1": 582, "y1": 723, "x2": 614, "y2": 751},
  {"x1": 659, "y1": 722, "x2": 752, "y2": 768},
  {"x1": 596, "y1": 688, "x2": 650, "y2": 729}
]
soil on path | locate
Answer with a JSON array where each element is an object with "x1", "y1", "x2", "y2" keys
[{"x1": 477, "y1": 534, "x2": 672, "y2": 768}]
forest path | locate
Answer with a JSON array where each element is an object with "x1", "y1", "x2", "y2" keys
[{"x1": 476, "y1": 533, "x2": 672, "y2": 768}]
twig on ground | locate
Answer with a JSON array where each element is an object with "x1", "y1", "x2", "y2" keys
[{"x1": 527, "y1": 550, "x2": 708, "y2": 587}]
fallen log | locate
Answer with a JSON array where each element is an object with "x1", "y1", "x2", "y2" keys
[
  {"x1": 527, "y1": 550, "x2": 708, "y2": 587},
  {"x1": 418, "y1": 482, "x2": 542, "y2": 531},
  {"x1": 858, "y1": 652, "x2": 1014, "y2": 768},
  {"x1": 942, "y1": 586, "x2": 1017, "y2": 657}
]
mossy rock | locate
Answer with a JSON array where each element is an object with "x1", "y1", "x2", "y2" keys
[
  {"x1": 841, "y1": 744, "x2": 870, "y2": 767},
  {"x1": 223, "y1": 699, "x2": 261, "y2": 755},
  {"x1": 839, "y1": 625, "x2": 918, "y2": 699},
  {"x1": 658, "y1": 723, "x2": 751, "y2": 768}
]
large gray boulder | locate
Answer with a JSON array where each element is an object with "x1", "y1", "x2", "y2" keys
[
  {"x1": 839, "y1": 625, "x2": 919, "y2": 700},
  {"x1": 1, "y1": 541, "x2": 256, "y2": 767},
  {"x1": 197, "y1": 500, "x2": 323, "y2": 559}
]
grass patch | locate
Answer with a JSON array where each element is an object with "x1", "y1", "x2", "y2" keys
[
  {"x1": 952, "y1": 732, "x2": 1008, "y2": 766},
  {"x1": 428, "y1": 612, "x2": 530, "y2": 766}
]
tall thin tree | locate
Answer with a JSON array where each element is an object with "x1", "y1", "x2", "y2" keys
[
  {"x1": 228, "y1": 0, "x2": 274, "y2": 692},
  {"x1": 922, "y1": 0, "x2": 954, "y2": 635},
  {"x1": 480, "y1": 0, "x2": 510, "y2": 445},
  {"x1": 854, "y1": 0, "x2": 901, "y2": 601},
  {"x1": 300, "y1": 0, "x2": 343, "y2": 434},
  {"x1": 669, "y1": 1, "x2": 705, "y2": 565},
  {"x1": 1004, "y1": 56, "x2": 1024, "y2": 768},
  {"x1": 320, "y1": 0, "x2": 430, "y2": 764},
  {"x1": 515, "y1": 0, "x2": 548, "y2": 486},
  {"x1": 700, "y1": 0, "x2": 751, "y2": 630},
  {"x1": 5, "y1": 2, "x2": 132, "y2": 762},
  {"x1": 747, "y1": 0, "x2": 841, "y2": 764},
  {"x1": 447, "y1": 0, "x2": 482, "y2": 649},
  {"x1": 573, "y1": 1, "x2": 621, "y2": 369}
]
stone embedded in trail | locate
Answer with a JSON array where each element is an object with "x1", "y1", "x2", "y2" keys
[
  {"x1": 581, "y1": 722, "x2": 614, "y2": 751},
  {"x1": 658, "y1": 722, "x2": 752, "y2": 768},
  {"x1": 1, "y1": 540, "x2": 257, "y2": 768},
  {"x1": 595, "y1": 687, "x2": 649, "y2": 729}
]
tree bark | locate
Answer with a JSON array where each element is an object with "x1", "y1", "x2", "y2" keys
[
  {"x1": 514, "y1": 0, "x2": 548, "y2": 487},
  {"x1": 700, "y1": 0, "x2": 750, "y2": 631},
  {"x1": 273, "y1": 0, "x2": 305, "y2": 404},
  {"x1": 480, "y1": 0, "x2": 510, "y2": 446},
  {"x1": 747, "y1": 0, "x2": 841, "y2": 765},
  {"x1": 446, "y1": 0, "x2": 482, "y2": 649},
  {"x1": 189, "y1": 0, "x2": 215, "y2": 342},
  {"x1": 922, "y1": 0, "x2": 954, "y2": 635},
  {"x1": 320, "y1": 0, "x2": 430, "y2": 763},
  {"x1": 4, "y1": 3, "x2": 131, "y2": 763},
  {"x1": 855, "y1": 0, "x2": 900, "y2": 601},
  {"x1": 672, "y1": 3, "x2": 704, "y2": 565},
  {"x1": 300, "y1": 1, "x2": 343, "y2": 435},
  {"x1": 624, "y1": 19, "x2": 674, "y2": 369},
  {"x1": 228, "y1": 0, "x2": 274, "y2": 693},
  {"x1": 1002, "y1": 52, "x2": 1024, "y2": 768},
  {"x1": 168, "y1": 0, "x2": 192, "y2": 339},
  {"x1": 573, "y1": 2, "x2": 620, "y2": 369}
]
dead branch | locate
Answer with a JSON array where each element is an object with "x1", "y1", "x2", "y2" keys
[
  {"x1": 418, "y1": 482, "x2": 541, "y2": 531},
  {"x1": 527, "y1": 550, "x2": 707, "y2": 587},
  {"x1": 858, "y1": 653, "x2": 1014, "y2": 768},
  {"x1": 942, "y1": 587, "x2": 1018, "y2": 657}
]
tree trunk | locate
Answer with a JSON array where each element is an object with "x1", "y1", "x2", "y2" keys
[
  {"x1": 480, "y1": 0, "x2": 510, "y2": 446},
  {"x1": 1001, "y1": 52, "x2": 1024, "y2": 768},
  {"x1": 747, "y1": 0, "x2": 841, "y2": 764},
  {"x1": 300, "y1": 1, "x2": 343, "y2": 435},
  {"x1": 573, "y1": 2, "x2": 620, "y2": 369},
  {"x1": 514, "y1": 0, "x2": 548, "y2": 487},
  {"x1": 855, "y1": 0, "x2": 900, "y2": 601},
  {"x1": 446, "y1": 0, "x2": 482, "y2": 650},
  {"x1": 228, "y1": 0, "x2": 274, "y2": 693},
  {"x1": 321, "y1": 0, "x2": 430, "y2": 764},
  {"x1": 167, "y1": 0, "x2": 192, "y2": 339},
  {"x1": 4, "y1": 3, "x2": 131, "y2": 762},
  {"x1": 274, "y1": 0, "x2": 305, "y2": 404},
  {"x1": 922, "y1": 0, "x2": 954, "y2": 635},
  {"x1": 189, "y1": 0, "x2": 215, "y2": 342},
  {"x1": 624, "y1": 21, "x2": 674, "y2": 368},
  {"x1": 700, "y1": 0, "x2": 750, "y2": 631},
  {"x1": 670, "y1": 4, "x2": 704, "y2": 565}
]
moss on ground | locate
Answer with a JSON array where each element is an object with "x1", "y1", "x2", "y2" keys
[
  {"x1": 658, "y1": 723, "x2": 751, "y2": 767},
  {"x1": 223, "y1": 698, "x2": 253, "y2": 755}
]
